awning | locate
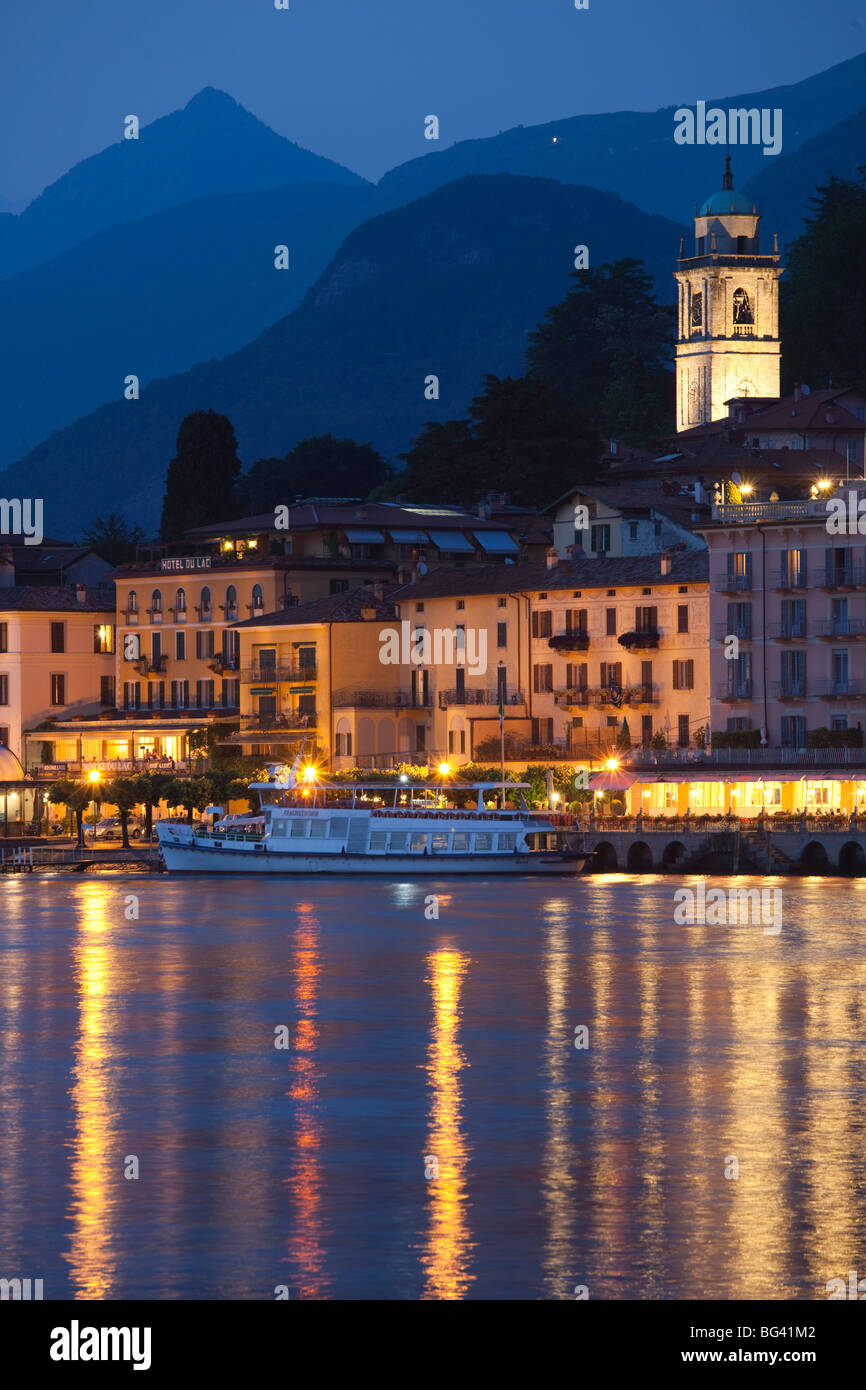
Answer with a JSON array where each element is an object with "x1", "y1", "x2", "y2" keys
[
  {"x1": 344, "y1": 527, "x2": 385, "y2": 543},
  {"x1": 590, "y1": 770, "x2": 636, "y2": 790},
  {"x1": 473, "y1": 530, "x2": 520, "y2": 554},
  {"x1": 387, "y1": 527, "x2": 429, "y2": 543},
  {"x1": 427, "y1": 530, "x2": 475, "y2": 552}
]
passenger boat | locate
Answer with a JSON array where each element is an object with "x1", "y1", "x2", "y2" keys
[{"x1": 156, "y1": 762, "x2": 587, "y2": 875}]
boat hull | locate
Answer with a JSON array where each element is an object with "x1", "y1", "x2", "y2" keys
[{"x1": 159, "y1": 840, "x2": 585, "y2": 874}]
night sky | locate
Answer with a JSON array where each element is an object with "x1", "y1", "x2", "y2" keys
[{"x1": 1, "y1": 0, "x2": 864, "y2": 204}]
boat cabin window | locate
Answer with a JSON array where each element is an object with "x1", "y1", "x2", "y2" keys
[
  {"x1": 327, "y1": 818, "x2": 349, "y2": 837},
  {"x1": 388, "y1": 831, "x2": 409, "y2": 850},
  {"x1": 369, "y1": 832, "x2": 387, "y2": 851},
  {"x1": 497, "y1": 834, "x2": 516, "y2": 851},
  {"x1": 410, "y1": 833, "x2": 429, "y2": 852},
  {"x1": 452, "y1": 832, "x2": 470, "y2": 852},
  {"x1": 290, "y1": 819, "x2": 309, "y2": 837},
  {"x1": 431, "y1": 833, "x2": 449, "y2": 852},
  {"x1": 474, "y1": 833, "x2": 492, "y2": 851}
]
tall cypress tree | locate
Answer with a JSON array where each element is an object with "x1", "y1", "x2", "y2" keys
[{"x1": 160, "y1": 410, "x2": 242, "y2": 543}]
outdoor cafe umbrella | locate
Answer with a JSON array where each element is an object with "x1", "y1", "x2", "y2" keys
[{"x1": 589, "y1": 768, "x2": 636, "y2": 791}]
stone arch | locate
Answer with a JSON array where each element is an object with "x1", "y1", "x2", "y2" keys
[
  {"x1": 592, "y1": 840, "x2": 618, "y2": 872},
  {"x1": 377, "y1": 717, "x2": 396, "y2": 755},
  {"x1": 626, "y1": 840, "x2": 653, "y2": 872},
  {"x1": 800, "y1": 840, "x2": 829, "y2": 875},
  {"x1": 357, "y1": 717, "x2": 375, "y2": 758},
  {"x1": 838, "y1": 841, "x2": 866, "y2": 876},
  {"x1": 662, "y1": 840, "x2": 687, "y2": 870}
]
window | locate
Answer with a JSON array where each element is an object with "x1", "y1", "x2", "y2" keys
[
  {"x1": 415, "y1": 602, "x2": 425, "y2": 612},
  {"x1": 641, "y1": 714, "x2": 653, "y2": 746},
  {"x1": 448, "y1": 729, "x2": 466, "y2": 754},
  {"x1": 531, "y1": 610, "x2": 552, "y2": 638},
  {"x1": 252, "y1": 584, "x2": 264, "y2": 616},
  {"x1": 196, "y1": 629, "x2": 215, "y2": 659},
  {"x1": 456, "y1": 599, "x2": 465, "y2": 611},
  {"x1": 600, "y1": 662, "x2": 622, "y2": 687},
  {"x1": 329, "y1": 579, "x2": 349, "y2": 594},
  {"x1": 197, "y1": 679, "x2": 215, "y2": 708},
  {"x1": 533, "y1": 664, "x2": 553, "y2": 693},
  {"x1": 0, "y1": 622, "x2": 6, "y2": 652},
  {"x1": 677, "y1": 714, "x2": 690, "y2": 747},
  {"x1": 150, "y1": 589, "x2": 163, "y2": 622},
  {"x1": 200, "y1": 586, "x2": 212, "y2": 621},
  {"x1": 415, "y1": 725, "x2": 426, "y2": 752},
  {"x1": 474, "y1": 833, "x2": 492, "y2": 851},
  {"x1": 100, "y1": 675, "x2": 115, "y2": 707},
  {"x1": 591, "y1": 524, "x2": 611, "y2": 553},
  {"x1": 149, "y1": 682, "x2": 165, "y2": 710},
  {"x1": 0, "y1": 674, "x2": 8, "y2": 705},
  {"x1": 410, "y1": 833, "x2": 429, "y2": 852},
  {"x1": 677, "y1": 605, "x2": 689, "y2": 633},
  {"x1": 127, "y1": 590, "x2": 138, "y2": 622},
  {"x1": 726, "y1": 602, "x2": 751, "y2": 639},
  {"x1": 94, "y1": 623, "x2": 115, "y2": 654},
  {"x1": 565, "y1": 609, "x2": 588, "y2": 635},
  {"x1": 635, "y1": 606, "x2": 657, "y2": 633},
  {"x1": 628, "y1": 523, "x2": 638, "y2": 541},
  {"x1": 497, "y1": 597, "x2": 507, "y2": 608},
  {"x1": 50, "y1": 673, "x2": 65, "y2": 705},
  {"x1": 297, "y1": 644, "x2": 316, "y2": 674},
  {"x1": 531, "y1": 717, "x2": 554, "y2": 744},
  {"x1": 780, "y1": 715, "x2": 806, "y2": 749},
  {"x1": 222, "y1": 679, "x2": 240, "y2": 708},
  {"x1": 50, "y1": 622, "x2": 65, "y2": 653},
  {"x1": 225, "y1": 585, "x2": 238, "y2": 620},
  {"x1": 175, "y1": 588, "x2": 187, "y2": 621},
  {"x1": 171, "y1": 680, "x2": 189, "y2": 709},
  {"x1": 0, "y1": 726, "x2": 7, "y2": 745},
  {"x1": 335, "y1": 731, "x2": 353, "y2": 756},
  {"x1": 781, "y1": 549, "x2": 806, "y2": 587},
  {"x1": 497, "y1": 622, "x2": 507, "y2": 648},
  {"x1": 431, "y1": 833, "x2": 450, "y2": 852},
  {"x1": 565, "y1": 662, "x2": 588, "y2": 690},
  {"x1": 606, "y1": 608, "x2": 616, "y2": 636},
  {"x1": 672, "y1": 660, "x2": 694, "y2": 690},
  {"x1": 690, "y1": 290, "x2": 703, "y2": 327},
  {"x1": 368, "y1": 832, "x2": 387, "y2": 851},
  {"x1": 452, "y1": 833, "x2": 470, "y2": 852},
  {"x1": 653, "y1": 521, "x2": 662, "y2": 537},
  {"x1": 176, "y1": 631, "x2": 186, "y2": 660},
  {"x1": 123, "y1": 681, "x2": 140, "y2": 710}
]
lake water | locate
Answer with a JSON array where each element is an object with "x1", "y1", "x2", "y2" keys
[{"x1": 1, "y1": 872, "x2": 864, "y2": 1300}]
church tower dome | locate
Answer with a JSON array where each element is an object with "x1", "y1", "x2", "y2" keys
[{"x1": 674, "y1": 157, "x2": 783, "y2": 431}]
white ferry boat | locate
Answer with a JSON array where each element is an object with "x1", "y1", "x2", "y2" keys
[{"x1": 156, "y1": 763, "x2": 586, "y2": 875}]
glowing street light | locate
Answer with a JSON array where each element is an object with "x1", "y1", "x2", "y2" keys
[
  {"x1": 604, "y1": 757, "x2": 620, "y2": 772},
  {"x1": 438, "y1": 762, "x2": 452, "y2": 777},
  {"x1": 301, "y1": 765, "x2": 318, "y2": 783}
]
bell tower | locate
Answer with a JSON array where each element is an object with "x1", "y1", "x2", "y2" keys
[{"x1": 674, "y1": 157, "x2": 783, "y2": 430}]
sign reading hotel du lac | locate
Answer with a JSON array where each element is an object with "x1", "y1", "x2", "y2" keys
[{"x1": 159, "y1": 556, "x2": 213, "y2": 572}]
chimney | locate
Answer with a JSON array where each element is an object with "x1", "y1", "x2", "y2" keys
[
  {"x1": 75, "y1": 583, "x2": 87, "y2": 604},
  {"x1": 546, "y1": 547, "x2": 559, "y2": 571},
  {"x1": 361, "y1": 605, "x2": 376, "y2": 620},
  {"x1": 0, "y1": 547, "x2": 14, "y2": 589},
  {"x1": 372, "y1": 580, "x2": 385, "y2": 601},
  {"x1": 660, "y1": 552, "x2": 673, "y2": 577}
]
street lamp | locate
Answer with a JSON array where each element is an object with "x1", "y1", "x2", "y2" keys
[{"x1": 87, "y1": 769, "x2": 100, "y2": 846}]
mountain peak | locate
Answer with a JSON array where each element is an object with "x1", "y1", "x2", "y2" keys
[{"x1": 184, "y1": 87, "x2": 243, "y2": 114}]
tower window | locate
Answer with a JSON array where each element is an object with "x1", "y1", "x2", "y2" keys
[
  {"x1": 690, "y1": 292, "x2": 703, "y2": 328},
  {"x1": 732, "y1": 287, "x2": 754, "y2": 325},
  {"x1": 696, "y1": 236, "x2": 705, "y2": 255}
]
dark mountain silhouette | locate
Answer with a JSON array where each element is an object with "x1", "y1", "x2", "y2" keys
[
  {"x1": 0, "y1": 180, "x2": 375, "y2": 467},
  {"x1": 0, "y1": 174, "x2": 686, "y2": 534},
  {"x1": 744, "y1": 106, "x2": 866, "y2": 251},
  {"x1": 376, "y1": 51, "x2": 866, "y2": 220},
  {"x1": 0, "y1": 87, "x2": 366, "y2": 280}
]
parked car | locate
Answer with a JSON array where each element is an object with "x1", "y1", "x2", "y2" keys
[{"x1": 93, "y1": 817, "x2": 145, "y2": 840}]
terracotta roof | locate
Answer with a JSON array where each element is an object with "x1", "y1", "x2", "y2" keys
[
  {"x1": 184, "y1": 499, "x2": 519, "y2": 540},
  {"x1": 393, "y1": 552, "x2": 708, "y2": 600},
  {"x1": 232, "y1": 585, "x2": 401, "y2": 628},
  {"x1": 0, "y1": 585, "x2": 115, "y2": 612}
]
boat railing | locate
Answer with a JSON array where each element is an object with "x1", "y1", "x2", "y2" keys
[{"x1": 369, "y1": 808, "x2": 520, "y2": 820}]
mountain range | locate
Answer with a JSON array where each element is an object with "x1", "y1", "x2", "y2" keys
[{"x1": 0, "y1": 53, "x2": 864, "y2": 534}]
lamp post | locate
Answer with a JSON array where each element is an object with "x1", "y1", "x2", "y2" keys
[{"x1": 87, "y1": 769, "x2": 101, "y2": 847}]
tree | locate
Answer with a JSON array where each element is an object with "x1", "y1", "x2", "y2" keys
[
  {"x1": 80, "y1": 513, "x2": 146, "y2": 565},
  {"x1": 131, "y1": 771, "x2": 175, "y2": 838},
  {"x1": 160, "y1": 411, "x2": 242, "y2": 543},
  {"x1": 397, "y1": 419, "x2": 479, "y2": 503},
  {"x1": 46, "y1": 779, "x2": 90, "y2": 846},
  {"x1": 467, "y1": 374, "x2": 599, "y2": 505},
  {"x1": 236, "y1": 435, "x2": 391, "y2": 514},
  {"x1": 782, "y1": 171, "x2": 866, "y2": 395},
  {"x1": 617, "y1": 718, "x2": 632, "y2": 751},
  {"x1": 162, "y1": 776, "x2": 212, "y2": 824},
  {"x1": 102, "y1": 777, "x2": 140, "y2": 848},
  {"x1": 527, "y1": 258, "x2": 675, "y2": 446}
]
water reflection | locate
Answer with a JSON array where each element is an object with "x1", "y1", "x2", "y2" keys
[
  {"x1": 421, "y1": 948, "x2": 473, "y2": 1300},
  {"x1": 63, "y1": 883, "x2": 119, "y2": 1298}
]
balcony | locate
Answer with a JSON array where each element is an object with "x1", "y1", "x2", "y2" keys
[
  {"x1": 618, "y1": 629, "x2": 661, "y2": 651},
  {"x1": 332, "y1": 689, "x2": 431, "y2": 709},
  {"x1": 624, "y1": 684, "x2": 661, "y2": 706},
  {"x1": 713, "y1": 622, "x2": 752, "y2": 642},
  {"x1": 773, "y1": 680, "x2": 808, "y2": 701},
  {"x1": 32, "y1": 757, "x2": 193, "y2": 780},
  {"x1": 554, "y1": 687, "x2": 591, "y2": 708},
  {"x1": 715, "y1": 571, "x2": 752, "y2": 594},
  {"x1": 548, "y1": 631, "x2": 590, "y2": 652},
  {"x1": 240, "y1": 712, "x2": 318, "y2": 733},
  {"x1": 774, "y1": 569, "x2": 808, "y2": 591},
  {"x1": 135, "y1": 655, "x2": 168, "y2": 675},
  {"x1": 814, "y1": 680, "x2": 866, "y2": 700},
  {"x1": 717, "y1": 681, "x2": 753, "y2": 701},
  {"x1": 815, "y1": 619, "x2": 866, "y2": 639},
  {"x1": 438, "y1": 687, "x2": 525, "y2": 709},
  {"x1": 816, "y1": 565, "x2": 860, "y2": 589},
  {"x1": 768, "y1": 621, "x2": 807, "y2": 640},
  {"x1": 240, "y1": 662, "x2": 317, "y2": 682},
  {"x1": 209, "y1": 655, "x2": 240, "y2": 674}
]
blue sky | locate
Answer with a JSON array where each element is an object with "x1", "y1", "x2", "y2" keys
[{"x1": 1, "y1": 0, "x2": 864, "y2": 203}]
